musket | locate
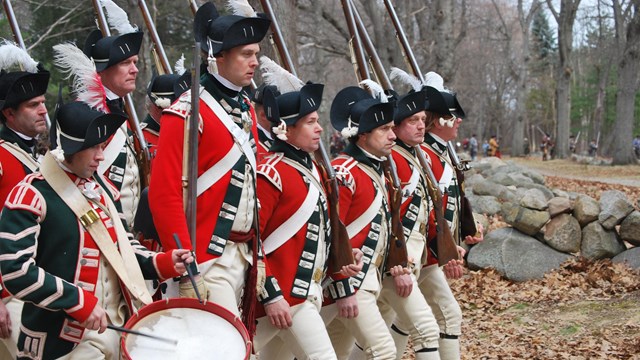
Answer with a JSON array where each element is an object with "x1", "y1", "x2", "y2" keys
[
  {"x1": 354, "y1": 0, "x2": 462, "y2": 260},
  {"x1": 341, "y1": 0, "x2": 408, "y2": 271},
  {"x1": 415, "y1": 146, "x2": 459, "y2": 265},
  {"x1": 382, "y1": 0, "x2": 469, "y2": 174},
  {"x1": 188, "y1": 0, "x2": 198, "y2": 16},
  {"x1": 92, "y1": 0, "x2": 152, "y2": 188},
  {"x1": 184, "y1": 43, "x2": 200, "y2": 250},
  {"x1": 258, "y1": 0, "x2": 354, "y2": 273},
  {"x1": 3, "y1": 0, "x2": 51, "y2": 129},
  {"x1": 138, "y1": 0, "x2": 172, "y2": 75},
  {"x1": 2, "y1": 0, "x2": 25, "y2": 49}
]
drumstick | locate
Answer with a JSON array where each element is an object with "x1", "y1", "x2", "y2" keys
[
  {"x1": 107, "y1": 324, "x2": 178, "y2": 345},
  {"x1": 173, "y1": 233, "x2": 204, "y2": 303}
]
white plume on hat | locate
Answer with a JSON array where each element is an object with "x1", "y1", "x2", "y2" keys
[
  {"x1": 359, "y1": 79, "x2": 387, "y2": 103},
  {"x1": 227, "y1": 0, "x2": 257, "y2": 17},
  {"x1": 53, "y1": 43, "x2": 107, "y2": 113},
  {"x1": 0, "y1": 40, "x2": 39, "y2": 73},
  {"x1": 101, "y1": 0, "x2": 138, "y2": 34},
  {"x1": 389, "y1": 67, "x2": 423, "y2": 92},
  {"x1": 259, "y1": 56, "x2": 306, "y2": 141},
  {"x1": 423, "y1": 71, "x2": 445, "y2": 92},
  {"x1": 260, "y1": 56, "x2": 304, "y2": 93},
  {"x1": 174, "y1": 54, "x2": 187, "y2": 75}
]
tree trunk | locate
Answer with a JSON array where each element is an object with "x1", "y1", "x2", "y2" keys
[{"x1": 612, "y1": 2, "x2": 640, "y2": 165}]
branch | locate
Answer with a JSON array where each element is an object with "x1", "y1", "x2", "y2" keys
[
  {"x1": 27, "y1": 2, "x2": 86, "y2": 50},
  {"x1": 545, "y1": 0, "x2": 560, "y2": 21}
]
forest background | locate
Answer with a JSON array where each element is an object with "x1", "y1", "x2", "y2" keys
[{"x1": 3, "y1": 0, "x2": 639, "y2": 164}]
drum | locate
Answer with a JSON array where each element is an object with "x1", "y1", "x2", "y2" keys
[{"x1": 120, "y1": 298, "x2": 251, "y2": 360}]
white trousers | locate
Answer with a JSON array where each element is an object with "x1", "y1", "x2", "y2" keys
[
  {"x1": 255, "y1": 295, "x2": 336, "y2": 360},
  {"x1": 202, "y1": 243, "x2": 250, "y2": 316},
  {"x1": 0, "y1": 298, "x2": 22, "y2": 359},
  {"x1": 416, "y1": 265, "x2": 462, "y2": 336}
]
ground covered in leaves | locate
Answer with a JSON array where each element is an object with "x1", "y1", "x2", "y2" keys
[{"x1": 402, "y1": 157, "x2": 640, "y2": 359}]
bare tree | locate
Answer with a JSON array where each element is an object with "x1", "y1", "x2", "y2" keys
[
  {"x1": 546, "y1": 0, "x2": 582, "y2": 159},
  {"x1": 611, "y1": 0, "x2": 640, "y2": 164}
]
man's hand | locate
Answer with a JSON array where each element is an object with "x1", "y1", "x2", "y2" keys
[
  {"x1": 339, "y1": 248, "x2": 364, "y2": 277},
  {"x1": 464, "y1": 223, "x2": 484, "y2": 245},
  {"x1": 81, "y1": 304, "x2": 108, "y2": 333},
  {"x1": 264, "y1": 298, "x2": 292, "y2": 329},
  {"x1": 0, "y1": 301, "x2": 11, "y2": 339},
  {"x1": 336, "y1": 295, "x2": 358, "y2": 319},
  {"x1": 442, "y1": 258, "x2": 465, "y2": 279},
  {"x1": 393, "y1": 273, "x2": 413, "y2": 298},
  {"x1": 179, "y1": 274, "x2": 208, "y2": 299},
  {"x1": 171, "y1": 249, "x2": 194, "y2": 274}
]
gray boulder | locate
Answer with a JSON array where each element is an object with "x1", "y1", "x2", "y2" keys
[
  {"x1": 619, "y1": 211, "x2": 640, "y2": 247},
  {"x1": 465, "y1": 173, "x2": 485, "y2": 188},
  {"x1": 488, "y1": 172, "x2": 534, "y2": 187},
  {"x1": 544, "y1": 214, "x2": 581, "y2": 253},
  {"x1": 551, "y1": 189, "x2": 571, "y2": 199},
  {"x1": 598, "y1": 190, "x2": 635, "y2": 230},
  {"x1": 472, "y1": 180, "x2": 518, "y2": 202},
  {"x1": 581, "y1": 222, "x2": 626, "y2": 260},
  {"x1": 468, "y1": 228, "x2": 573, "y2": 281},
  {"x1": 502, "y1": 202, "x2": 550, "y2": 235},
  {"x1": 573, "y1": 195, "x2": 600, "y2": 227},
  {"x1": 612, "y1": 247, "x2": 640, "y2": 270},
  {"x1": 548, "y1": 197, "x2": 573, "y2": 217},
  {"x1": 467, "y1": 194, "x2": 502, "y2": 215},
  {"x1": 520, "y1": 188, "x2": 549, "y2": 210},
  {"x1": 516, "y1": 183, "x2": 555, "y2": 200}
]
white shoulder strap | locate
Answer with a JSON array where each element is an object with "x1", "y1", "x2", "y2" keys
[
  {"x1": 0, "y1": 141, "x2": 38, "y2": 172},
  {"x1": 200, "y1": 90, "x2": 256, "y2": 175},
  {"x1": 40, "y1": 152, "x2": 152, "y2": 305},
  {"x1": 97, "y1": 125, "x2": 127, "y2": 175},
  {"x1": 263, "y1": 161, "x2": 322, "y2": 254},
  {"x1": 196, "y1": 143, "x2": 243, "y2": 196}
]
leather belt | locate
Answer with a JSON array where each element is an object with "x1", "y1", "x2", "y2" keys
[{"x1": 229, "y1": 229, "x2": 255, "y2": 243}]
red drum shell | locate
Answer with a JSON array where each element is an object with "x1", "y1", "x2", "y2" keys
[{"x1": 120, "y1": 298, "x2": 250, "y2": 360}]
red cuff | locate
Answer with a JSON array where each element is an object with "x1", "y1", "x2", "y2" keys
[
  {"x1": 66, "y1": 289, "x2": 98, "y2": 323},
  {"x1": 154, "y1": 250, "x2": 181, "y2": 280}
]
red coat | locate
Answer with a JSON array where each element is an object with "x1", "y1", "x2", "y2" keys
[
  {"x1": 421, "y1": 135, "x2": 460, "y2": 266},
  {"x1": 0, "y1": 142, "x2": 30, "y2": 208},
  {"x1": 149, "y1": 88, "x2": 259, "y2": 262},
  {"x1": 256, "y1": 147, "x2": 332, "y2": 317}
]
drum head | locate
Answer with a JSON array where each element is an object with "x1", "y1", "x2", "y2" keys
[{"x1": 121, "y1": 298, "x2": 250, "y2": 360}]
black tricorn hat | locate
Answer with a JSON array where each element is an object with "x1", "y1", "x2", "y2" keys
[
  {"x1": 52, "y1": 101, "x2": 126, "y2": 155},
  {"x1": 193, "y1": 2, "x2": 271, "y2": 55},
  {"x1": 251, "y1": 83, "x2": 279, "y2": 105},
  {"x1": 263, "y1": 83, "x2": 323, "y2": 126},
  {"x1": 0, "y1": 68, "x2": 50, "y2": 110},
  {"x1": 147, "y1": 72, "x2": 191, "y2": 108},
  {"x1": 83, "y1": 29, "x2": 144, "y2": 72},
  {"x1": 424, "y1": 86, "x2": 465, "y2": 119},
  {"x1": 394, "y1": 90, "x2": 427, "y2": 124},
  {"x1": 330, "y1": 86, "x2": 395, "y2": 137}
]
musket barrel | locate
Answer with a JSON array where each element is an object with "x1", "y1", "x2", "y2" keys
[
  {"x1": 382, "y1": 0, "x2": 424, "y2": 82},
  {"x1": 186, "y1": 43, "x2": 200, "y2": 247},
  {"x1": 139, "y1": 0, "x2": 172, "y2": 74},
  {"x1": 3, "y1": 0, "x2": 25, "y2": 49}
]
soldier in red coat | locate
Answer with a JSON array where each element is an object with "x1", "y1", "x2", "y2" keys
[
  {"x1": 0, "y1": 41, "x2": 50, "y2": 360},
  {"x1": 322, "y1": 85, "x2": 407, "y2": 360},
  {"x1": 148, "y1": 1, "x2": 272, "y2": 336},
  {"x1": 394, "y1": 73, "x2": 483, "y2": 360},
  {"x1": 253, "y1": 80, "x2": 360, "y2": 359},
  {"x1": 374, "y1": 89, "x2": 441, "y2": 359}
]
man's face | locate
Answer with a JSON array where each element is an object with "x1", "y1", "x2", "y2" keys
[
  {"x1": 2, "y1": 95, "x2": 48, "y2": 137},
  {"x1": 394, "y1": 111, "x2": 426, "y2": 147},
  {"x1": 359, "y1": 122, "x2": 396, "y2": 157},
  {"x1": 64, "y1": 142, "x2": 106, "y2": 179},
  {"x1": 217, "y1": 44, "x2": 260, "y2": 87},
  {"x1": 286, "y1": 112, "x2": 323, "y2": 153},
  {"x1": 99, "y1": 55, "x2": 139, "y2": 97}
]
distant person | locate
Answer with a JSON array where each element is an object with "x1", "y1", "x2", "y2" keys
[
  {"x1": 523, "y1": 137, "x2": 530, "y2": 156},
  {"x1": 589, "y1": 139, "x2": 598, "y2": 157},
  {"x1": 488, "y1": 135, "x2": 499, "y2": 157},
  {"x1": 468, "y1": 133, "x2": 478, "y2": 160},
  {"x1": 633, "y1": 135, "x2": 640, "y2": 159},
  {"x1": 329, "y1": 130, "x2": 346, "y2": 157},
  {"x1": 482, "y1": 139, "x2": 489, "y2": 157},
  {"x1": 569, "y1": 135, "x2": 576, "y2": 154}
]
